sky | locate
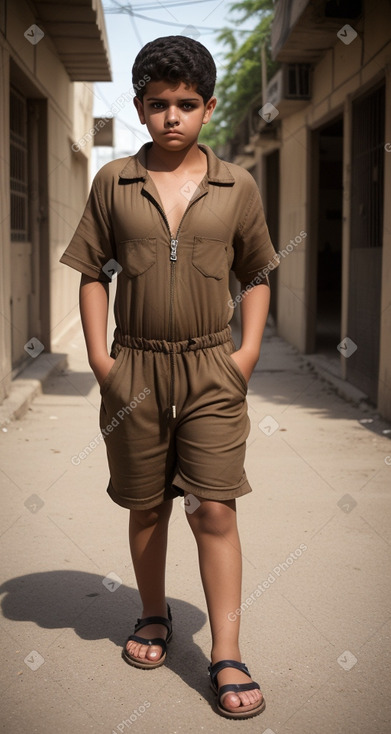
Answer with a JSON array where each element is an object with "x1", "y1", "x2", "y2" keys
[{"x1": 91, "y1": 0, "x2": 254, "y2": 172}]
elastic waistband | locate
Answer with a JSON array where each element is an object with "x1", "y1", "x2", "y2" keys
[{"x1": 113, "y1": 326, "x2": 232, "y2": 353}]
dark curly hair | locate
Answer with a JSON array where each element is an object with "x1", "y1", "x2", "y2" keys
[{"x1": 132, "y1": 35, "x2": 216, "y2": 104}]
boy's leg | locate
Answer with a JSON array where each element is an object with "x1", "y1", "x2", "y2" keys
[
  {"x1": 126, "y1": 499, "x2": 173, "y2": 662},
  {"x1": 185, "y1": 494, "x2": 263, "y2": 712}
]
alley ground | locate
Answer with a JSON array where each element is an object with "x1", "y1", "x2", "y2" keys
[{"x1": 0, "y1": 320, "x2": 390, "y2": 734}]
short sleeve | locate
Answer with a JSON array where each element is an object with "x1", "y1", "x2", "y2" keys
[
  {"x1": 231, "y1": 177, "x2": 279, "y2": 284},
  {"x1": 59, "y1": 172, "x2": 114, "y2": 282}
]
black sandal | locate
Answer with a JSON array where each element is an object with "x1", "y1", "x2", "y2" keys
[
  {"x1": 208, "y1": 659, "x2": 266, "y2": 719},
  {"x1": 122, "y1": 604, "x2": 172, "y2": 669}
]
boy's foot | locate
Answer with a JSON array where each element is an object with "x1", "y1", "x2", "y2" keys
[
  {"x1": 125, "y1": 622, "x2": 168, "y2": 661},
  {"x1": 122, "y1": 605, "x2": 172, "y2": 669},
  {"x1": 209, "y1": 659, "x2": 265, "y2": 718}
]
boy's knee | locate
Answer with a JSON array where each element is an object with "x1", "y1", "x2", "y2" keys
[
  {"x1": 130, "y1": 500, "x2": 172, "y2": 528},
  {"x1": 185, "y1": 497, "x2": 234, "y2": 535}
]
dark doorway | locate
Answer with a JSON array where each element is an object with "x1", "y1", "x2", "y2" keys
[
  {"x1": 10, "y1": 85, "x2": 32, "y2": 366},
  {"x1": 315, "y1": 118, "x2": 343, "y2": 356},
  {"x1": 9, "y1": 68, "x2": 49, "y2": 370},
  {"x1": 347, "y1": 83, "x2": 384, "y2": 403},
  {"x1": 265, "y1": 150, "x2": 279, "y2": 323}
]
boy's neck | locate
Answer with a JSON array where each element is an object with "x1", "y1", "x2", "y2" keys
[{"x1": 145, "y1": 140, "x2": 206, "y2": 173}]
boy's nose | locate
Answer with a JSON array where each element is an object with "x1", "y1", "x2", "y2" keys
[{"x1": 165, "y1": 107, "x2": 179, "y2": 126}]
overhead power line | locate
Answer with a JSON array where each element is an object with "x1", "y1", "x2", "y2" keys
[
  {"x1": 105, "y1": 0, "x2": 225, "y2": 9},
  {"x1": 130, "y1": 0, "x2": 218, "y2": 7},
  {"x1": 104, "y1": 3, "x2": 253, "y2": 33}
]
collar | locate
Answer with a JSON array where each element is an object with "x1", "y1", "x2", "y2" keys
[{"x1": 118, "y1": 141, "x2": 235, "y2": 185}]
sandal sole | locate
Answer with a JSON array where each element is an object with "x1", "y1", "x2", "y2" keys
[{"x1": 122, "y1": 649, "x2": 168, "y2": 669}]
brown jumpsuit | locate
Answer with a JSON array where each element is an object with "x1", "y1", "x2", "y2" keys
[{"x1": 60, "y1": 142, "x2": 279, "y2": 509}]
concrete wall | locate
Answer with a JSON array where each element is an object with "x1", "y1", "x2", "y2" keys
[
  {"x1": 276, "y1": 0, "x2": 391, "y2": 417},
  {"x1": 0, "y1": 0, "x2": 94, "y2": 401}
]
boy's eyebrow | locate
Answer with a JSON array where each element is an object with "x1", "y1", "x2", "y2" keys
[{"x1": 146, "y1": 97, "x2": 200, "y2": 102}]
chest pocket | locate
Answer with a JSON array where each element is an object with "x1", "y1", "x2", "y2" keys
[
  {"x1": 192, "y1": 237, "x2": 228, "y2": 280},
  {"x1": 120, "y1": 238, "x2": 157, "y2": 277}
]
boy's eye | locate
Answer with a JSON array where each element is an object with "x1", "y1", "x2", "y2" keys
[{"x1": 149, "y1": 102, "x2": 196, "y2": 111}]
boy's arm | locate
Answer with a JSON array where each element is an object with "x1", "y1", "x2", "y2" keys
[
  {"x1": 230, "y1": 282, "x2": 270, "y2": 383},
  {"x1": 79, "y1": 273, "x2": 114, "y2": 386}
]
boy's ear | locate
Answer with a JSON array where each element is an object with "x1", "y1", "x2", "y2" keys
[
  {"x1": 133, "y1": 96, "x2": 146, "y2": 125},
  {"x1": 202, "y1": 96, "x2": 217, "y2": 125}
]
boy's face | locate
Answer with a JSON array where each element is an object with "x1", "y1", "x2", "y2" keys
[{"x1": 134, "y1": 80, "x2": 216, "y2": 150}]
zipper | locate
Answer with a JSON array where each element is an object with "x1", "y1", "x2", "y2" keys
[
  {"x1": 169, "y1": 238, "x2": 177, "y2": 419},
  {"x1": 170, "y1": 239, "x2": 178, "y2": 261},
  {"x1": 151, "y1": 206, "x2": 180, "y2": 419},
  {"x1": 147, "y1": 192, "x2": 206, "y2": 420}
]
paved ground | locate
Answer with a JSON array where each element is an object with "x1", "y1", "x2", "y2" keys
[{"x1": 1, "y1": 319, "x2": 390, "y2": 734}]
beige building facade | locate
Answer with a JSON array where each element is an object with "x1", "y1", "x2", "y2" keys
[
  {"x1": 232, "y1": 0, "x2": 391, "y2": 419},
  {"x1": 0, "y1": 0, "x2": 111, "y2": 404}
]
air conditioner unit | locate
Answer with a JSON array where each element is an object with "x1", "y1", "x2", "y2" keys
[{"x1": 266, "y1": 64, "x2": 311, "y2": 119}]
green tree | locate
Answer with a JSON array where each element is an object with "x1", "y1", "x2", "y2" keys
[{"x1": 199, "y1": 0, "x2": 277, "y2": 149}]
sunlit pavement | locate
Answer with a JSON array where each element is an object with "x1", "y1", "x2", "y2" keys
[{"x1": 1, "y1": 320, "x2": 390, "y2": 734}]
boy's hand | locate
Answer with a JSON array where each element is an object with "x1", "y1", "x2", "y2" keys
[
  {"x1": 79, "y1": 275, "x2": 112, "y2": 387},
  {"x1": 230, "y1": 347, "x2": 258, "y2": 384},
  {"x1": 90, "y1": 354, "x2": 115, "y2": 387}
]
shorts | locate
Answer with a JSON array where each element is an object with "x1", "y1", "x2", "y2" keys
[{"x1": 99, "y1": 325, "x2": 252, "y2": 510}]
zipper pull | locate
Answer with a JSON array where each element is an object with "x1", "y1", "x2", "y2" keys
[
  {"x1": 170, "y1": 239, "x2": 178, "y2": 261},
  {"x1": 172, "y1": 405, "x2": 177, "y2": 419}
]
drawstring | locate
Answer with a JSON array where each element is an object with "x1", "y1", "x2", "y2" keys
[
  {"x1": 170, "y1": 337, "x2": 196, "y2": 418},
  {"x1": 111, "y1": 326, "x2": 233, "y2": 421},
  {"x1": 170, "y1": 349, "x2": 176, "y2": 419}
]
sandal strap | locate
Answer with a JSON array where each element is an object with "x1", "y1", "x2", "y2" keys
[
  {"x1": 134, "y1": 604, "x2": 172, "y2": 635},
  {"x1": 125, "y1": 634, "x2": 168, "y2": 654},
  {"x1": 218, "y1": 681, "x2": 261, "y2": 704},
  {"x1": 134, "y1": 616, "x2": 171, "y2": 633},
  {"x1": 208, "y1": 659, "x2": 251, "y2": 688}
]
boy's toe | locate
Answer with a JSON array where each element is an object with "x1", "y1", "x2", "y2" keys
[
  {"x1": 126, "y1": 639, "x2": 163, "y2": 661},
  {"x1": 126, "y1": 640, "x2": 139, "y2": 656},
  {"x1": 146, "y1": 644, "x2": 163, "y2": 660},
  {"x1": 221, "y1": 692, "x2": 242, "y2": 710},
  {"x1": 221, "y1": 688, "x2": 264, "y2": 713}
]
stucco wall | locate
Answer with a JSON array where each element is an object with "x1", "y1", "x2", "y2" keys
[
  {"x1": 276, "y1": 120, "x2": 308, "y2": 351},
  {"x1": 276, "y1": 0, "x2": 391, "y2": 416},
  {"x1": 0, "y1": 0, "x2": 94, "y2": 400},
  {"x1": 49, "y1": 83, "x2": 93, "y2": 344}
]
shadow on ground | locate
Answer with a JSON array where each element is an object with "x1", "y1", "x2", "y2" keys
[
  {"x1": 0, "y1": 570, "x2": 209, "y2": 697},
  {"x1": 43, "y1": 369, "x2": 97, "y2": 397}
]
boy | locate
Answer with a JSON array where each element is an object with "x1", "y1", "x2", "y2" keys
[{"x1": 60, "y1": 35, "x2": 279, "y2": 719}]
